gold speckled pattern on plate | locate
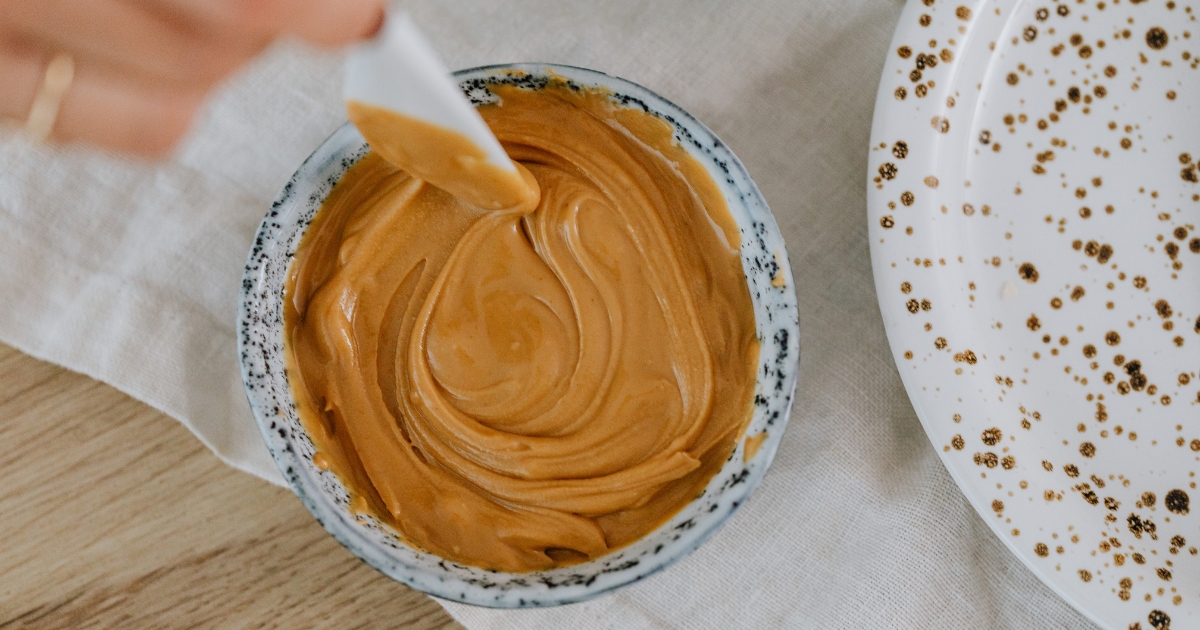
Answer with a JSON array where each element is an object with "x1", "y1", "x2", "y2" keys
[{"x1": 869, "y1": 1, "x2": 1197, "y2": 628}]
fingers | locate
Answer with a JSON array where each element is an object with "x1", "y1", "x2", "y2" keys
[
  {"x1": 0, "y1": 41, "x2": 43, "y2": 124},
  {"x1": 2, "y1": 0, "x2": 267, "y2": 90},
  {"x1": 0, "y1": 0, "x2": 384, "y2": 158},
  {"x1": 57, "y1": 64, "x2": 204, "y2": 157},
  {"x1": 159, "y1": 0, "x2": 385, "y2": 47},
  {"x1": 278, "y1": 0, "x2": 385, "y2": 46},
  {"x1": 0, "y1": 41, "x2": 203, "y2": 157}
]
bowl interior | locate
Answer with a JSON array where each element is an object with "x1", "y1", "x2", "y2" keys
[{"x1": 237, "y1": 63, "x2": 800, "y2": 607}]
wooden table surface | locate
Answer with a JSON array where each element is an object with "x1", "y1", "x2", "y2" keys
[{"x1": 0, "y1": 343, "x2": 464, "y2": 629}]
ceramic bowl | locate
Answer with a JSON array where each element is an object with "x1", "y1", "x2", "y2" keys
[{"x1": 237, "y1": 63, "x2": 799, "y2": 608}]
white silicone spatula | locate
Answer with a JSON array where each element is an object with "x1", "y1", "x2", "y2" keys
[{"x1": 344, "y1": 12, "x2": 532, "y2": 209}]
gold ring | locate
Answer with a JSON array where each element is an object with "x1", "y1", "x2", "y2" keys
[{"x1": 25, "y1": 53, "x2": 75, "y2": 141}]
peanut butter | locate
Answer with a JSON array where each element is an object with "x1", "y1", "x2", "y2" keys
[
  {"x1": 284, "y1": 80, "x2": 758, "y2": 572},
  {"x1": 346, "y1": 100, "x2": 538, "y2": 211}
]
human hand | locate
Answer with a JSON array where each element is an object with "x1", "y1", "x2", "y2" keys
[{"x1": 0, "y1": 0, "x2": 385, "y2": 156}]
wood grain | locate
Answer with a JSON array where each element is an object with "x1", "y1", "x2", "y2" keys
[{"x1": 0, "y1": 343, "x2": 464, "y2": 630}]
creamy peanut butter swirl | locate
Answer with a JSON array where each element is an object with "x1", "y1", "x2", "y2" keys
[{"x1": 284, "y1": 81, "x2": 758, "y2": 572}]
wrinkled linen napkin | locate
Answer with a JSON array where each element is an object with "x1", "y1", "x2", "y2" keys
[{"x1": 0, "y1": 0, "x2": 1100, "y2": 627}]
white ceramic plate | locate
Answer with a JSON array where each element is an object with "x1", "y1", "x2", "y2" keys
[{"x1": 868, "y1": 1, "x2": 1198, "y2": 628}]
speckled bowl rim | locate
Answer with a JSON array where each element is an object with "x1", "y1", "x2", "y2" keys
[{"x1": 237, "y1": 63, "x2": 800, "y2": 608}]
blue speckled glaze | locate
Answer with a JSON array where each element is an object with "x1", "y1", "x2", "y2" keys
[{"x1": 237, "y1": 64, "x2": 800, "y2": 608}]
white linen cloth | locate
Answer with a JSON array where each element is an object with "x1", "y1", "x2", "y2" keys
[{"x1": 0, "y1": 0, "x2": 1100, "y2": 627}]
